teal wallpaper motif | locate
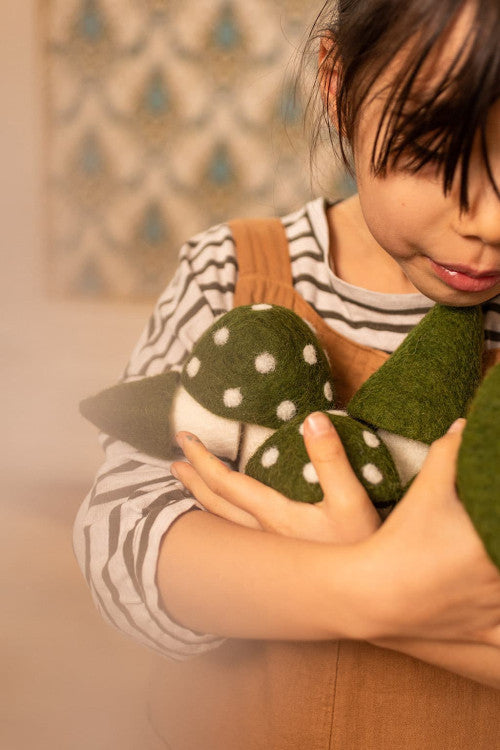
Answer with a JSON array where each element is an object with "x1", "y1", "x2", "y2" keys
[{"x1": 45, "y1": 0, "x2": 350, "y2": 300}]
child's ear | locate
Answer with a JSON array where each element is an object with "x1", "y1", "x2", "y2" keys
[{"x1": 318, "y1": 34, "x2": 340, "y2": 130}]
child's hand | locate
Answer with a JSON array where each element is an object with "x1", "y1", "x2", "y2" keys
[
  {"x1": 173, "y1": 416, "x2": 500, "y2": 647},
  {"x1": 172, "y1": 411, "x2": 381, "y2": 545},
  {"x1": 358, "y1": 419, "x2": 500, "y2": 646}
]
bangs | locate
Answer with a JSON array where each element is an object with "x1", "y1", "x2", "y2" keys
[{"x1": 317, "y1": 0, "x2": 500, "y2": 209}]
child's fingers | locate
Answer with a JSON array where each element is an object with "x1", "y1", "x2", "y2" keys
[
  {"x1": 171, "y1": 459, "x2": 261, "y2": 529},
  {"x1": 175, "y1": 431, "x2": 292, "y2": 525},
  {"x1": 481, "y1": 624, "x2": 500, "y2": 650},
  {"x1": 303, "y1": 413, "x2": 381, "y2": 531},
  {"x1": 411, "y1": 418, "x2": 466, "y2": 495}
]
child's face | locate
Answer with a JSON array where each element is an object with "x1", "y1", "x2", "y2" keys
[{"x1": 351, "y1": 8, "x2": 500, "y2": 306}]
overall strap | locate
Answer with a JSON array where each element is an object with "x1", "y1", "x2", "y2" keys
[{"x1": 229, "y1": 217, "x2": 293, "y2": 288}]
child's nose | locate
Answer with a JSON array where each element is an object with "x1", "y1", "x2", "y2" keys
[{"x1": 455, "y1": 184, "x2": 500, "y2": 248}]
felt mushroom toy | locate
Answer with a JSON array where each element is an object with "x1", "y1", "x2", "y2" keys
[
  {"x1": 80, "y1": 303, "x2": 402, "y2": 512},
  {"x1": 81, "y1": 303, "x2": 500, "y2": 569},
  {"x1": 346, "y1": 304, "x2": 484, "y2": 489},
  {"x1": 245, "y1": 410, "x2": 402, "y2": 515},
  {"x1": 80, "y1": 304, "x2": 336, "y2": 469}
]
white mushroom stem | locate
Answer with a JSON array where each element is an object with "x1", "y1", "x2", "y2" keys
[
  {"x1": 171, "y1": 386, "x2": 241, "y2": 461},
  {"x1": 239, "y1": 424, "x2": 276, "y2": 472},
  {"x1": 377, "y1": 429, "x2": 430, "y2": 486}
]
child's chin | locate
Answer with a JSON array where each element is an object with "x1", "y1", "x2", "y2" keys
[
  {"x1": 417, "y1": 275, "x2": 500, "y2": 307},
  {"x1": 437, "y1": 287, "x2": 500, "y2": 307}
]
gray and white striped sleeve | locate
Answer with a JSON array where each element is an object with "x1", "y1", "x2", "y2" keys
[{"x1": 72, "y1": 224, "x2": 238, "y2": 659}]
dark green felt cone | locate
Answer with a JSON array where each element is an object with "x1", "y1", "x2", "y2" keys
[
  {"x1": 181, "y1": 305, "x2": 335, "y2": 429},
  {"x1": 347, "y1": 305, "x2": 483, "y2": 444},
  {"x1": 245, "y1": 411, "x2": 402, "y2": 510},
  {"x1": 457, "y1": 363, "x2": 500, "y2": 571},
  {"x1": 79, "y1": 371, "x2": 180, "y2": 458}
]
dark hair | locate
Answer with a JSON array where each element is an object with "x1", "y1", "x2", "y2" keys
[{"x1": 304, "y1": 0, "x2": 500, "y2": 209}]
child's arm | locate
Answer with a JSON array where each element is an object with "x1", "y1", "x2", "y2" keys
[
  {"x1": 158, "y1": 509, "x2": 375, "y2": 641},
  {"x1": 160, "y1": 415, "x2": 500, "y2": 685},
  {"x1": 73, "y1": 224, "x2": 241, "y2": 659},
  {"x1": 72, "y1": 436, "x2": 227, "y2": 658},
  {"x1": 159, "y1": 511, "x2": 500, "y2": 688}
]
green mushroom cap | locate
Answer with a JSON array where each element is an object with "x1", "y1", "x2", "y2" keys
[
  {"x1": 347, "y1": 304, "x2": 484, "y2": 444},
  {"x1": 245, "y1": 410, "x2": 402, "y2": 510},
  {"x1": 457, "y1": 363, "x2": 500, "y2": 571},
  {"x1": 181, "y1": 304, "x2": 335, "y2": 429}
]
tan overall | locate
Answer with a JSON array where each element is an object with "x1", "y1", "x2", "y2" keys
[{"x1": 148, "y1": 218, "x2": 500, "y2": 750}]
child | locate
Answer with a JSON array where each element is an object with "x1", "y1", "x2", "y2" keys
[{"x1": 74, "y1": 0, "x2": 500, "y2": 746}]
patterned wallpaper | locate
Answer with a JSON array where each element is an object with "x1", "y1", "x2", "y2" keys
[{"x1": 44, "y1": 0, "x2": 351, "y2": 300}]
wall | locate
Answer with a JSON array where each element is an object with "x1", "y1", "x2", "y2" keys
[
  {"x1": 0, "y1": 0, "x2": 342, "y2": 491},
  {"x1": 1, "y1": 0, "x2": 151, "y2": 490}
]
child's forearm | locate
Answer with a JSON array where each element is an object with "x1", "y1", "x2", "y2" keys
[
  {"x1": 157, "y1": 507, "x2": 500, "y2": 654},
  {"x1": 157, "y1": 510, "x2": 373, "y2": 642},
  {"x1": 159, "y1": 511, "x2": 500, "y2": 688},
  {"x1": 370, "y1": 637, "x2": 500, "y2": 690}
]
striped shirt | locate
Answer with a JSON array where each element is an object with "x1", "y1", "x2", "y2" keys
[{"x1": 73, "y1": 196, "x2": 500, "y2": 660}]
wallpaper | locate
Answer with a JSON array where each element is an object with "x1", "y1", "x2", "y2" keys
[{"x1": 43, "y1": 0, "x2": 351, "y2": 300}]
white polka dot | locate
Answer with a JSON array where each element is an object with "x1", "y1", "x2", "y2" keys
[
  {"x1": 261, "y1": 447, "x2": 279, "y2": 468},
  {"x1": 363, "y1": 430, "x2": 381, "y2": 448},
  {"x1": 252, "y1": 303, "x2": 272, "y2": 311},
  {"x1": 327, "y1": 409, "x2": 348, "y2": 417},
  {"x1": 303, "y1": 344, "x2": 317, "y2": 365},
  {"x1": 223, "y1": 388, "x2": 243, "y2": 408},
  {"x1": 303, "y1": 462, "x2": 319, "y2": 484},
  {"x1": 255, "y1": 352, "x2": 276, "y2": 374},
  {"x1": 299, "y1": 422, "x2": 305, "y2": 436},
  {"x1": 362, "y1": 463, "x2": 384, "y2": 485},
  {"x1": 324, "y1": 381, "x2": 333, "y2": 401},
  {"x1": 186, "y1": 357, "x2": 201, "y2": 378},
  {"x1": 213, "y1": 327, "x2": 230, "y2": 346},
  {"x1": 277, "y1": 400, "x2": 297, "y2": 421}
]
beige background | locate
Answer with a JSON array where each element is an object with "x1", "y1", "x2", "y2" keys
[
  {"x1": 2, "y1": 1, "x2": 151, "y2": 488},
  {"x1": 2, "y1": 2, "x2": 162, "y2": 747}
]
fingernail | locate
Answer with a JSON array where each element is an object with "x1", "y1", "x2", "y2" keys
[
  {"x1": 176, "y1": 432, "x2": 202, "y2": 448},
  {"x1": 304, "y1": 412, "x2": 333, "y2": 436},
  {"x1": 447, "y1": 417, "x2": 466, "y2": 434}
]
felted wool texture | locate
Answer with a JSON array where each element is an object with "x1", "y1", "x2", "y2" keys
[
  {"x1": 171, "y1": 386, "x2": 241, "y2": 461},
  {"x1": 457, "y1": 363, "x2": 500, "y2": 571},
  {"x1": 245, "y1": 411, "x2": 402, "y2": 510},
  {"x1": 347, "y1": 304, "x2": 484, "y2": 444},
  {"x1": 79, "y1": 371, "x2": 180, "y2": 459},
  {"x1": 181, "y1": 304, "x2": 335, "y2": 429},
  {"x1": 377, "y1": 429, "x2": 430, "y2": 486},
  {"x1": 238, "y1": 423, "x2": 276, "y2": 472}
]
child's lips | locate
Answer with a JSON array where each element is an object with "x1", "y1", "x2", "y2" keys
[{"x1": 429, "y1": 259, "x2": 500, "y2": 292}]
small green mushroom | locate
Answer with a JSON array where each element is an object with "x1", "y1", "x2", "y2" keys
[
  {"x1": 181, "y1": 304, "x2": 335, "y2": 428},
  {"x1": 246, "y1": 410, "x2": 402, "y2": 513}
]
